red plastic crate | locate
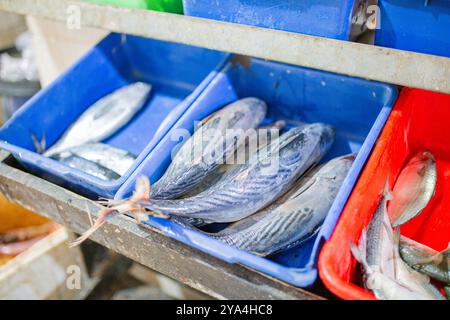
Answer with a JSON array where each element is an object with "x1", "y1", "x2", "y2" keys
[{"x1": 319, "y1": 88, "x2": 450, "y2": 300}]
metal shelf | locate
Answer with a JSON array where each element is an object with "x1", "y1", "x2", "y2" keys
[
  {"x1": 1, "y1": 0, "x2": 450, "y2": 94},
  {"x1": 0, "y1": 151, "x2": 323, "y2": 300}
]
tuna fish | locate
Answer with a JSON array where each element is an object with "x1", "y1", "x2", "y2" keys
[
  {"x1": 59, "y1": 154, "x2": 120, "y2": 181},
  {"x1": 137, "y1": 123, "x2": 335, "y2": 224},
  {"x1": 150, "y1": 98, "x2": 267, "y2": 200},
  {"x1": 388, "y1": 151, "x2": 437, "y2": 227},
  {"x1": 351, "y1": 183, "x2": 444, "y2": 300},
  {"x1": 44, "y1": 82, "x2": 151, "y2": 157},
  {"x1": 52, "y1": 143, "x2": 136, "y2": 176},
  {"x1": 70, "y1": 123, "x2": 334, "y2": 246},
  {"x1": 174, "y1": 154, "x2": 354, "y2": 256},
  {"x1": 183, "y1": 120, "x2": 285, "y2": 198}
]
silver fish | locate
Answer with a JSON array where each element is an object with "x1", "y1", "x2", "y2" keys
[
  {"x1": 150, "y1": 98, "x2": 267, "y2": 200},
  {"x1": 59, "y1": 154, "x2": 120, "y2": 181},
  {"x1": 183, "y1": 120, "x2": 286, "y2": 198},
  {"x1": 52, "y1": 143, "x2": 136, "y2": 176},
  {"x1": 44, "y1": 82, "x2": 151, "y2": 157},
  {"x1": 138, "y1": 123, "x2": 335, "y2": 224},
  {"x1": 176, "y1": 154, "x2": 354, "y2": 256},
  {"x1": 351, "y1": 183, "x2": 444, "y2": 300},
  {"x1": 389, "y1": 151, "x2": 436, "y2": 227},
  {"x1": 399, "y1": 236, "x2": 449, "y2": 284}
]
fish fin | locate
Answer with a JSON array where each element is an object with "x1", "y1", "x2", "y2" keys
[
  {"x1": 86, "y1": 207, "x2": 94, "y2": 227},
  {"x1": 410, "y1": 240, "x2": 449, "y2": 266},
  {"x1": 391, "y1": 228, "x2": 402, "y2": 282},
  {"x1": 234, "y1": 169, "x2": 250, "y2": 182},
  {"x1": 444, "y1": 286, "x2": 450, "y2": 300},
  {"x1": 71, "y1": 194, "x2": 145, "y2": 246}
]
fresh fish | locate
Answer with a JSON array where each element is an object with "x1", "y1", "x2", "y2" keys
[
  {"x1": 59, "y1": 154, "x2": 120, "y2": 181},
  {"x1": 175, "y1": 154, "x2": 354, "y2": 256},
  {"x1": 183, "y1": 120, "x2": 285, "y2": 198},
  {"x1": 0, "y1": 222, "x2": 59, "y2": 244},
  {"x1": 351, "y1": 183, "x2": 444, "y2": 300},
  {"x1": 399, "y1": 236, "x2": 449, "y2": 284},
  {"x1": 445, "y1": 286, "x2": 450, "y2": 300},
  {"x1": 52, "y1": 143, "x2": 136, "y2": 176},
  {"x1": 150, "y1": 98, "x2": 267, "y2": 200},
  {"x1": 138, "y1": 123, "x2": 335, "y2": 224},
  {"x1": 44, "y1": 82, "x2": 151, "y2": 157},
  {"x1": 389, "y1": 151, "x2": 437, "y2": 227}
]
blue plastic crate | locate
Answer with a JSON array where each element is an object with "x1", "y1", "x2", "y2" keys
[
  {"x1": 375, "y1": 0, "x2": 450, "y2": 57},
  {"x1": 117, "y1": 58, "x2": 398, "y2": 287},
  {"x1": 182, "y1": 0, "x2": 357, "y2": 40},
  {"x1": 0, "y1": 33, "x2": 230, "y2": 198}
]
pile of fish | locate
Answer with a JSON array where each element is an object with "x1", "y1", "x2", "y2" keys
[
  {"x1": 36, "y1": 82, "x2": 152, "y2": 181},
  {"x1": 72, "y1": 97, "x2": 355, "y2": 258},
  {"x1": 351, "y1": 151, "x2": 450, "y2": 300}
]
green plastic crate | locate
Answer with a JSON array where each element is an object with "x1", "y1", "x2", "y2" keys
[{"x1": 83, "y1": 0, "x2": 183, "y2": 13}]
